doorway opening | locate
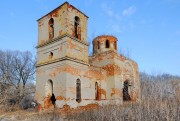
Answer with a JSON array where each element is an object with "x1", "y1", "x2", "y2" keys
[
  {"x1": 123, "y1": 80, "x2": 131, "y2": 101},
  {"x1": 45, "y1": 79, "x2": 56, "y2": 105}
]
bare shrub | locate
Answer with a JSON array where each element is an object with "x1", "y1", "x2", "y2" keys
[
  {"x1": 0, "y1": 84, "x2": 36, "y2": 112},
  {"x1": 20, "y1": 94, "x2": 34, "y2": 109}
]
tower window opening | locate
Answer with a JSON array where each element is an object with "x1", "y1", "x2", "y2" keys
[
  {"x1": 114, "y1": 41, "x2": 117, "y2": 50},
  {"x1": 97, "y1": 41, "x2": 100, "y2": 49},
  {"x1": 74, "y1": 16, "x2": 81, "y2": 39},
  {"x1": 106, "y1": 40, "x2": 110, "y2": 48},
  {"x1": 48, "y1": 18, "x2": 54, "y2": 39}
]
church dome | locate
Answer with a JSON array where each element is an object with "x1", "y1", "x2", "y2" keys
[{"x1": 92, "y1": 35, "x2": 118, "y2": 55}]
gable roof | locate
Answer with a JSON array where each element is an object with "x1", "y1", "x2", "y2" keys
[{"x1": 37, "y1": 1, "x2": 88, "y2": 21}]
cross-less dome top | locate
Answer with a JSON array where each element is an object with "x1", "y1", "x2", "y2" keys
[{"x1": 92, "y1": 35, "x2": 118, "y2": 55}]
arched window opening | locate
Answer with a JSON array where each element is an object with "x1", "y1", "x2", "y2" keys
[
  {"x1": 114, "y1": 41, "x2": 117, "y2": 50},
  {"x1": 95, "y1": 82, "x2": 99, "y2": 100},
  {"x1": 76, "y1": 79, "x2": 81, "y2": 102},
  {"x1": 123, "y1": 80, "x2": 131, "y2": 101},
  {"x1": 97, "y1": 41, "x2": 100, "y2": 49},
  {"x1": 49, "y1": 52, "x2": 53, "y2": 59},
  {"x1": 106, "y1": 40, "x2": 110, "y2": 48},
  {"x1": 48, "y1": 18, "x2": 54, "y2": 39},
  {"x1": 74, "y1": 16, "x2": 81, "y2": 39},
  {"x1": 45, "y1": 79, "x2": 56, "y2": 105}
]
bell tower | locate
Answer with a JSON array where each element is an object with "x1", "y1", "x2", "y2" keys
[
  {"x1": 36, "y1": 2, "x2": 89, "y2": 66},
  {"x1": 36, "y1": 2, "x2": 89, "y2": 109}
]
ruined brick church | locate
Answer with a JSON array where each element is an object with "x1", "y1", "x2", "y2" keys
[{"x1": 35, "y1": 2, "x2": 140, "y2": 110}]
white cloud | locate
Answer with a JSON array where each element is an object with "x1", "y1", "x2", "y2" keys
[
  {"x1": 112, "y1": 25, "x2": 122, "y2": 33},
  {"x1": 10, "y1": 12, "x2": 15, "y2": 17},
  {"x1": 122, "y1": 6, "x2": 136, "y2": 16},
  {"x1": 176, "y1": 30, "x2": 180, "y2": 35},
  {"x1": 163, "y1": 0, "x2": 180, "y2": 4},
  {"x1": 115, "y1": 14, "x2": 121, "y2": 21},
  {"x1": 140, "y1": 20, "x2": 147, "y2": 24},
  {"x1": 35, "y1": 0, "x2": 47, "y2": 2},
  {"x1": 35, "y1": 0, "x2": 48, "y2": 11},
  {"x1": 85, "y1": 0, "x2": 94, "y2": 6},
  {"x1": 101, "y1": 3, "x2": 136, "y2": 33},
  {"x1": 106, "y1": 10, "x2": 114, "y2": 17},
  {"x1": 101, "y1": 3, "x2": 114, "y2": 17}
]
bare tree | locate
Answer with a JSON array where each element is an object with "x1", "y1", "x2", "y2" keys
[
  {"x1": 0, "y1": 50, "x2": 36, "y2": 88},
  {"x1": 0, "y1": 50, "x2": 16, "y2": 86},
  {"x1": 13, "y1": 51, "x2": 36, "y2": 89},
  {"x1": 0, "y1": 50, "x2": 36, "y2": 106}
]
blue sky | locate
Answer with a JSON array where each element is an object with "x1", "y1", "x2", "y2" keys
[{"x1": 0, "y1": 0, "x2": 180, "y2": 75}]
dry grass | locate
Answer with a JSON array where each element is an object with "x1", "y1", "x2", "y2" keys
[{"x1": 0, "y1": 74, "x2": 180, "y2": 121}]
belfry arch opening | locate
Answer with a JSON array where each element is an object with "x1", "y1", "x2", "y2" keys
[
  {"x1": 76, "y1": 79, "x2": 81, "y2": 102},
  {"x1": 48, "y1": 18, "x2": 54, "y2": 39},
  {"x1": 123, "y1": 80, "x2": 131, "y2": 101},
  {"x1": 74, "y1": 16, "x2": 81, "y2": 39},
  {"x1": 45, "y1": 79, "x2": 56, "y2": 105}
]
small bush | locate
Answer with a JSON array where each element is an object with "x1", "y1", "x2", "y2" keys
[{"x1": 20, "y1": 94, "x2": 35, "y2": 109}]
